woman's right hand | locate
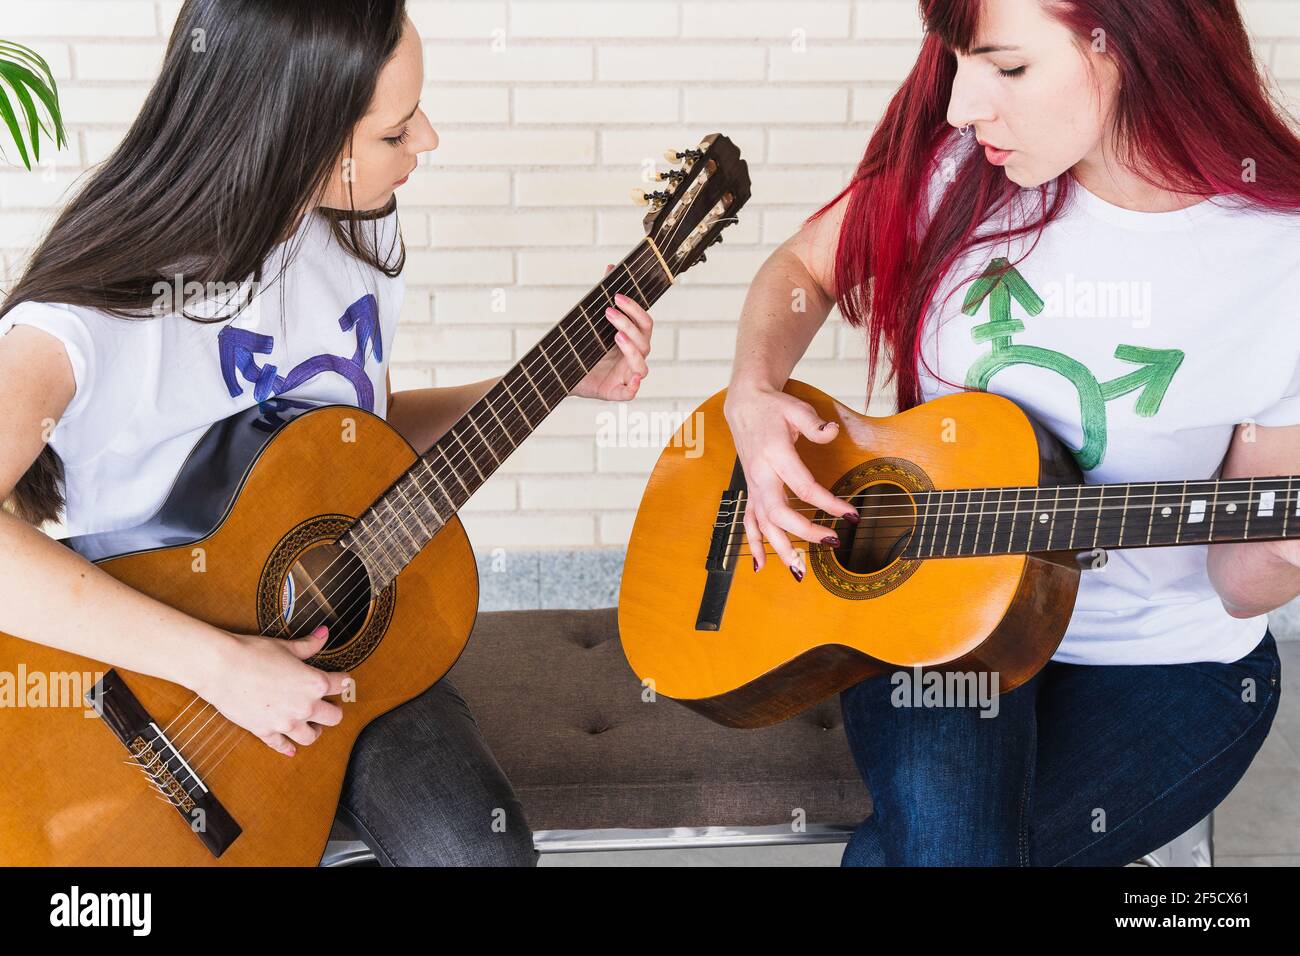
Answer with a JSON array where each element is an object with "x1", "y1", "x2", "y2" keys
[
  {"x1": 722, "y1": 383, "x2": 859, "y2": 579},
  {"x1": 193, "y1": 625, "x2": 351, "y2": 757}
]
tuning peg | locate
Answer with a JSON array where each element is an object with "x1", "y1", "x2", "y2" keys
[
  {"x1": 630, "y1": 187, "x2": 671, "y2": 207},
  {"x1": 663, "y1": 147, "x2": 704, "y2": 167},
  {"x1": 654, "y1": 169, "x2": 687, "y2": 185}
]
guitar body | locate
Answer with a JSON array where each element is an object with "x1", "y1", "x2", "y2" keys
[
  {"x1": 619, "y1": 380, "x2": 1084, "y2": 729},
  {"x1": 0, "y1": 399, "x2": 478, "y2": 865}
]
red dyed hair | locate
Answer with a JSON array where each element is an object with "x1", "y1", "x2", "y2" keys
[{"x1": 812, "y1": 0, "x2": 1300, "y2": 412}]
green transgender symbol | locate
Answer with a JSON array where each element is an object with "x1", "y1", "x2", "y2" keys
[{"x1": 961, "y1": 257, "x2": 1184, "y2": 471}]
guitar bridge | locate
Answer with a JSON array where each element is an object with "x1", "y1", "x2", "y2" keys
[
  {"x1": 696, "y1": 457, "x2": 747, "y2": 630},
  {"x1": 86, "y1": 670, "x2": 242, "y2": 858}
]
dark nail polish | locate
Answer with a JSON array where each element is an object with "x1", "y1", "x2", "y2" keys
[
  {"x1": 753, "y1": 557, "x2": 759, "y2": 572},
  {"x1": 822, "y1": 535, "x2": 840, "y2": 547},
  {"x1": 789, "y1": 565, "x2": 803, "y2": 583},
  {"x1": 843, "y1": 510, "x2": 860, "y2": 524}
]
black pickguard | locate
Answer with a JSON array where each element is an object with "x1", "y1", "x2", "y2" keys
[{"x1": 61, "y1": 397, "x2": 334, "y2": 564}]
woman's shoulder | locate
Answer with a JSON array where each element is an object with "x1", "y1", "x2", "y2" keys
[
  {"x1": 0, "y1": 300, "x2": 118, "y2": 431},
  {"x1": 0, "y1": 300, "x2": 104, "y2": 354},
  {"x1": 1191, "y1": 196, "x2": 1300, "y2": 266}
]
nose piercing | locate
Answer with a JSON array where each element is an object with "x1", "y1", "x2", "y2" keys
[{"x1": 959, "y1": 124, "x2": 971, "y2": 136}]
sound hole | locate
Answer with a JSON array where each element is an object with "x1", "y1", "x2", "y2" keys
[
  {"x1": 828, "y1": 481, "x2": 915, "y2": 574},
  {"x1": 279, "y1": 542, "x2": 373, "y2": 652}
]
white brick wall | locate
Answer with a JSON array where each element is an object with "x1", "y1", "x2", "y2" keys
[{"x1": 3, "y1": 0, "x2": 1299, "y2": 548}]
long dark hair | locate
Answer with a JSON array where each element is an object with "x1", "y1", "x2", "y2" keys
[
  {"x1": 811, "y1": 0, "x2": 1300, "y2": 414},
  {"x1": 3, "y1": 0, "x2": 409, "y2": 526}
]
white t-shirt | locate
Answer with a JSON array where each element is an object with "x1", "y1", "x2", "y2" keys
[
  {"x1": 917, "y1": 136, "x2": 1300, "y2": 666},
  {"x1": 0, "y1": 207, "x2": 403, "y2": 538}
]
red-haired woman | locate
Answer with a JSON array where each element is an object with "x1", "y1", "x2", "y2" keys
[{"x1": 725, "y1": 0, "x2": 1300, "y2": 865}]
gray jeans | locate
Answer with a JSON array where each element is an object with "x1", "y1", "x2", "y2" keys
[{"x1": 334, "y1": 677, "x2": 538, "y2": 866}]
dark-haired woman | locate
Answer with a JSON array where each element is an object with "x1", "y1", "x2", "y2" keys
[
  {"x1": 0, "y1": 1, "x2": 653, "y2": 866},
  {"x1": 725, "y1": 0, "x2": 1298, "y2": 865}
]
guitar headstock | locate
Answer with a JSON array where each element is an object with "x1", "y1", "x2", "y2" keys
[{"x1": 631, "y1": 133, "x2": 751, "y2": 277}]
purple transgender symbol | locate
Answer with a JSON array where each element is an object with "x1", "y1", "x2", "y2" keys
[{"x1": 218, "y1": 293, "x2": 383, "y2": 412}]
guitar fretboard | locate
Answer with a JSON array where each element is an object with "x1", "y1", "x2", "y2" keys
[{"x1": 902, "y1": 476, "x2": 1300, "y2": 559}]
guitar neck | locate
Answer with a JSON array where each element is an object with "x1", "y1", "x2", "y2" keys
[
  {"x1": 905, "y1": 476, "x2": 1300, "y2": 560},
  {"x1": 342, "y1": 237, "x2": 676, "y2": 586}
]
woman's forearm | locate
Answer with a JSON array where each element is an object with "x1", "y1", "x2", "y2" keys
[
  {"x1": 387, "y1": 376, "x2": 501, "y2": 453},
  {"x1": 0, "y1": 511, "x2": 228, "y2": 688},
  {"x1": 728, "y1": 243, "x2": 835, "y2": 397},
  {"x1": 1208, "y1": 539, "x2": 1300, "y2": 619}
]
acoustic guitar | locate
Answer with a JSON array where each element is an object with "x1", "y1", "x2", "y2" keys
[
  {"x1": 619, "y1": 379, "x2": 1297, "y2": 728},
  {"x1": 0, "y1": 134, "x2": 750, "y2": 865}
]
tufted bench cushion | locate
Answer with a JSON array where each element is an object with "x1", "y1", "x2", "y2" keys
[{"x1": 445, "y1": 607, "x2": 873, "y2": 832}]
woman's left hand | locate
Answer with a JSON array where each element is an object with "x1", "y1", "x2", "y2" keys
[{"x1": 571, "y1": 264, "x2": 653, "y2": 401}]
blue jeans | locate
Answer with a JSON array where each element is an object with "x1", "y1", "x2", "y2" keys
[{"x1": 839, "y1": 628, "x2": 1282, "y2": 866}]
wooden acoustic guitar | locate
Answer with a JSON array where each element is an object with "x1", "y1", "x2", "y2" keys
[
  {"x1": 619, "y1": 379, "x2": 1297, "y2": 728},
  {"x1": 0, "y1": 134, "x2": 750, "y2": 865}
]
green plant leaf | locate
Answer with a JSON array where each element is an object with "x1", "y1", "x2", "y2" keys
[
  {"x1": 0, "y1": 40, "x2": 65, "y2": 171},
  {"x1": 1, "y1": 61, "x2": 64, "y2": 160},
  {"x1": 0, "y1": 86, "x2": 31, "y2": 169}
]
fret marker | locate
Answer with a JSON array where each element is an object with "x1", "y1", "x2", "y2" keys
[
  {"x1": 1258, "y1": 491, "x2": 1275, "y2": 517},
  {"x1": 1226, "y1": 502, "x2": 1237, "y2": 514},
  {"x1": 1038, "y1": 513, "x2": 1048, "y2": 523},
  {"x1": 1160, "y1": 506, "x2": 1172, "y2": 517},
  {"x1": 1188, "y1": 499, "x2": 1206, "y2": 524}
]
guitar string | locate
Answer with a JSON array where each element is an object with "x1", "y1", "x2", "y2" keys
[
  {"x1": 211, "y1": 458, "x2": 1289, "y2": 738},
  {"x1": 161, "y1": 239, "x2": 691, "y2": 787},
  {"x1": 206, "y1": 474, "x2": 1296, "y2": 764},
  {"x1": 311, "y1": 406, "x2": 1291, "y2": 646},
  {"x1": 728, "y1": 528, "x2": 1300, "y2": 560},
  {"x1": 724, "y1": 489, "x2": 1300, "y2": 558},
  {"x1": 733, "y1": 477, "x2": 1300, "y2": 517},
  {"x1": 727, "y1": 512, "x2": 1300, "y2": 552}
]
